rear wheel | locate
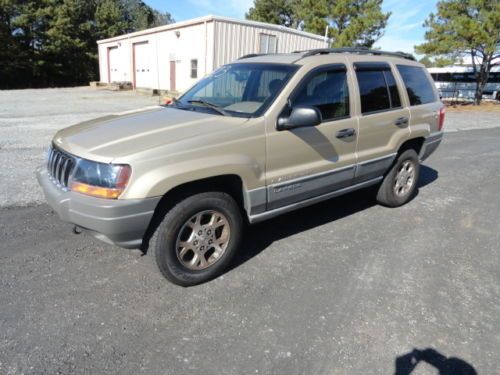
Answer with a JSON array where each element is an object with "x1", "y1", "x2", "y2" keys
[
  {"x1": 151, "y1": 192, "x2": 243, "y2": 286},
  {"x1": 376, "y1": 149, "x2": 420, "y2": 207}
]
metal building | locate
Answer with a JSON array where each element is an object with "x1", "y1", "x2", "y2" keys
[{"x1": 97, "y1": 15, "x2": 326, "y2": 93}]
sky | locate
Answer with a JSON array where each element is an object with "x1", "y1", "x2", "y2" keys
[{"x1": 145, "y1": 0, "x2": 438, "y2": 54}]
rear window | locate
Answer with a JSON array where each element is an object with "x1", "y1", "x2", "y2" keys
[
  {"x1": 397, "y1": 65, "x2": 436, "y2": 105},
  {"x1": 355, "y1": 63, "x2": 402, "y2": 114}
]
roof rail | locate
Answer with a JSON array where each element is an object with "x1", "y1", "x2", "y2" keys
[
  {"x1": 295, "y1": 47, "x2": 416, "y2": 61},
  {"x1": 238, "y1": 53, "x2": 263, "y2": 60}
]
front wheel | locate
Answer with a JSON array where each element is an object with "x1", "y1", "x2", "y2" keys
[
  {"x1": 376, "y1": 149, "x2": 420, "y2": 207},
  {"x1": 151, "y1": 192, "x2": 243, "y2": 286}
]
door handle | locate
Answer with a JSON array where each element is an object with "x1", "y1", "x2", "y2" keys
[
  {"x1": 394, "y1": 117, "x2": 409, "y2": 126},
  {"x1": 336, "y1": 128, "x2": 356, "y2": 139}
]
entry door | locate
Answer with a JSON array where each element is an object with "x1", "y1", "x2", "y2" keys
[
  {"x1": 265, "y1": 65, "x2": 358, "y2": 210},
  {"x1": 133, "y1": 42, "x2": 151, "y2": 88},
  {"x1": 170, "y1": 61, "x2": 176, "y2": 91},
  {"x1": 108, "y1": 47, "x2": 121, "y2": 83}
]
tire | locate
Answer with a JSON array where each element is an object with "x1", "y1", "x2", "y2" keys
[
  {"x1": 376, "y1": 149, "x2": 420, "y2": 207},
  {"x1": 151, "y1": 192, "x2": 243, "y2": 287}
]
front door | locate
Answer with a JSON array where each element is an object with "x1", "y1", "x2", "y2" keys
[{"x1": 265, "y1": 64, "x2": 358, "y2": 210}]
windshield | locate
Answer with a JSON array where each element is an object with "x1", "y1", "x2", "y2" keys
[{"x1": 173, "y1": 63, "x2": 298, "y2": 117}]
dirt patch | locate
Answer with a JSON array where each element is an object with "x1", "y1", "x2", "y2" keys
[{"x1": 444, "y1": 100, "x2": 500, "y2": 112}]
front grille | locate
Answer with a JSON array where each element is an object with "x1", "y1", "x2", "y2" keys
[{"x1": 47, "y1": 146, "x2": 76, "y2": 189}]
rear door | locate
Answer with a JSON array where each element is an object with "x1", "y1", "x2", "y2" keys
[{"x1": 352, "y1": 61, "x2": 411, "y2": 183}]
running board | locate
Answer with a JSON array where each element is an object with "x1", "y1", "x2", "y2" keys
[{"x1": 248, "y1": 177, "x2": 382, "y2": 223}]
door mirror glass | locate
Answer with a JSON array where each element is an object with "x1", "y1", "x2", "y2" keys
[{"x1": 277, "y1": 106, "x2": 322, "y2": 130}]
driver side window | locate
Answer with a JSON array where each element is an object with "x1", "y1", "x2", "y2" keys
[{"x1": 293, "y1": 68, "x2": 350, "y2": 121}]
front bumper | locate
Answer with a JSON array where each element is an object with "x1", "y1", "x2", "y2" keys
[
  {"x1": 420, "y1": 132, "x2": 443, "y2": 161},
  {"x1": 36, "y1": 168, "x2": 161, "y2": 249}
]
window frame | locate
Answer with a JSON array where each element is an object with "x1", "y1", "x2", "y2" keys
[
  {"x1": 280, "y1": 63, "x2": 351, "y2": 125},
  {"x1": 354, "y1": 62, "x2": 403, "y2": 116}
]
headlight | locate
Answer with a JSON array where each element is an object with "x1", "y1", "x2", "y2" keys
[{"x1": 69, "y1": 159, "x2": 131, "y2": 199}]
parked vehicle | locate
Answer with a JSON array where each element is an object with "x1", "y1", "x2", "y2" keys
[
  {"x1": 428, "y1": 66, "x2": 500, "y2": 101},
  {"x1": 37, "y1": 48, "x2": 445, "y2": 286}
]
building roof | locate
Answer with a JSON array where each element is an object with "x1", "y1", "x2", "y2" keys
[{"x1": 97, "y1": 15, "x2": 326, "y2": 45}]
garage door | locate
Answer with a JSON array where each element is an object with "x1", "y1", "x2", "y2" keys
[
  {"x1": 134, "y1": 42, "x2": 151, "y2": 88},
  {"x1": 108, "y1": 47, "x2": 121, "y2": 83}
]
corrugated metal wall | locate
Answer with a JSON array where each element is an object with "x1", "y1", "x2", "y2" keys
[{"x1": 213, "y1": 21, "x2": 326, "y2": 68}]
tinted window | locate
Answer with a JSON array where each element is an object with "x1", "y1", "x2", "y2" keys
[
  {"x1": 356, "y1": 70, "x2": 391, "y2": 113},
  {"x1": 397, "y1": 65, "x2": 436, "y2": 105},
  {"x1": 292, "y1": 68, "x2": 349, "y2": 121}
]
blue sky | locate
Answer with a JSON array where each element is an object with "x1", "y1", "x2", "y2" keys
[{"x1": 145, "y1": 0, "x2": 438, "y2": 54}]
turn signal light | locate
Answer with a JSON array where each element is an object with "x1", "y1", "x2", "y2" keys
[{"x1": 70, "y1": 181, "x2": 124, "y2": 199}]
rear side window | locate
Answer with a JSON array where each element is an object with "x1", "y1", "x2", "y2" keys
[
  {"x1": 355, "y1": 63, "x2": 402, "y2": 114},
  {"x1": 397, "y1": 65, "x2": 436, "y2": 105},
  {"x1": 293, "y1": 67, "x2": 349, "y2": 121}
]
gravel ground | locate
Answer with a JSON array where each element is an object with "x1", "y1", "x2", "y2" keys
[
  {"x1": 0, "y1": 87, "x2": 159, "y2": 207},
  {"x1": 0, "y1": 87, "x2": 499, "y2": 207},
  {"x1": 0, "y1": 128, "x2": 499, "y2": 374}
]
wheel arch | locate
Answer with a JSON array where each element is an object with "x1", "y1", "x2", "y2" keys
[
  {"x1": 140, "y1": 174, "x2": 249, "y2": 252},
  {"x1": 398, "y1": 137, "x2": 425, "y2": 155}
]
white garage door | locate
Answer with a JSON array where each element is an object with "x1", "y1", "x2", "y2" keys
[
  {"x1": 134, "y1": 42, "x2": 152, "y2": 88},
  {"x1": 108, "y1": 47, "x2": 122, "y2": 83}
]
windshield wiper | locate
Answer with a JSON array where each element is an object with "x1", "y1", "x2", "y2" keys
[{"x1": 187, "y1": 100, "x2": 231, "y2": 116}]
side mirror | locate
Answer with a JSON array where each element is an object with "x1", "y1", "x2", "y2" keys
[{"x1": 277, "y1": 106, "x2": 322, "y2": 131}]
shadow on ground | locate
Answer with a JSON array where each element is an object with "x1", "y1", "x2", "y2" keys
[
  {"x1": 230, "y1": 165, "x2": 438, "y2": 270},
  {"x1": 394, "y1": 348, "x2": 477, "y2": 375}
]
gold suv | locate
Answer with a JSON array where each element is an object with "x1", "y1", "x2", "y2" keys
[{"x1": 37, "y1": 48, "x2": 445, "y2": 286}]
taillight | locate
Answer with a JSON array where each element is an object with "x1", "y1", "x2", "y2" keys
[{"x1": 438, "y1": 107, "x2": 446, "y2": 131}]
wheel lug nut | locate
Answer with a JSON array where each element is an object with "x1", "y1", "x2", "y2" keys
[
  {"x1": 193, "y1": 240, "x2": 198, "y2": 245},
  {"x1": 198, "y1": 231, "x2": 202, "y2": 235}
]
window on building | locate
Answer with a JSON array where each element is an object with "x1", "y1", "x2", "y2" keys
[
  {"x1": 190, "y1": 59, "x2": 198, "y2": 79},
  {"x1": 355, "y1": 63, "x2": 402, "y2": 114},
  {"x1": 259, "y1": 34, "x2": 278, "y2": 54},
  {"x1": 397, "y1": 65, "x2": 436, "y2": 105},
  {"x1": 292, "y1": 66, "x2": 350, "y2": 121}
]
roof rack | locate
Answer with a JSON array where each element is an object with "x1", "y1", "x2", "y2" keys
[{"x1": 295, "y1": 47, "x2": 415, "y2": 61}]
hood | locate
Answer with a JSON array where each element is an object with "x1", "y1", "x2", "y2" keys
[{"x1": 53, "y1": 107, "x2": 248, "y2": 163}]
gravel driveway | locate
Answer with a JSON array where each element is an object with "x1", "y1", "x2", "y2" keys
[
  {"x1": 0, "y1": 128, "x2": 499, "y2": 374},
  {"x1": 0, "y1": 87, "x2": 159, "y2": 207}
]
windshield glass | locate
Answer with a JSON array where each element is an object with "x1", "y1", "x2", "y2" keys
[{"x1": 174, "y1": 63, "x2": 298, "y2": 117}]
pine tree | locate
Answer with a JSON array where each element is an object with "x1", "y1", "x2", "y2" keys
[{"x1": 416, "y1": 0, "x2": 500, "y2": 105}]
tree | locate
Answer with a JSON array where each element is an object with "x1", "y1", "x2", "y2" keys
[
  {"x1": 246, "y1": 0, "x2": 299, "y2": 27},
  {"x1": 298, "y1": 0, "x2": 390, "y2": 47},
  {"x1": 96, "y1": 0, "x2": 128, "y2": 39},
  {"x1": 416, "y1": 0, "x2": 500, "y2": 105},
  {"x1": 151, "y1": 10, "x2": 174, "y2": 27},
  {"x1": 0, "y1": 0, "x2": 174, "y2": 89},
  {"x1": 419, "y1": 56, "x2": 433, "y2": 67},
  {"x1": 246, "y1": 0, "x2": 389, "y2": 48}
]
